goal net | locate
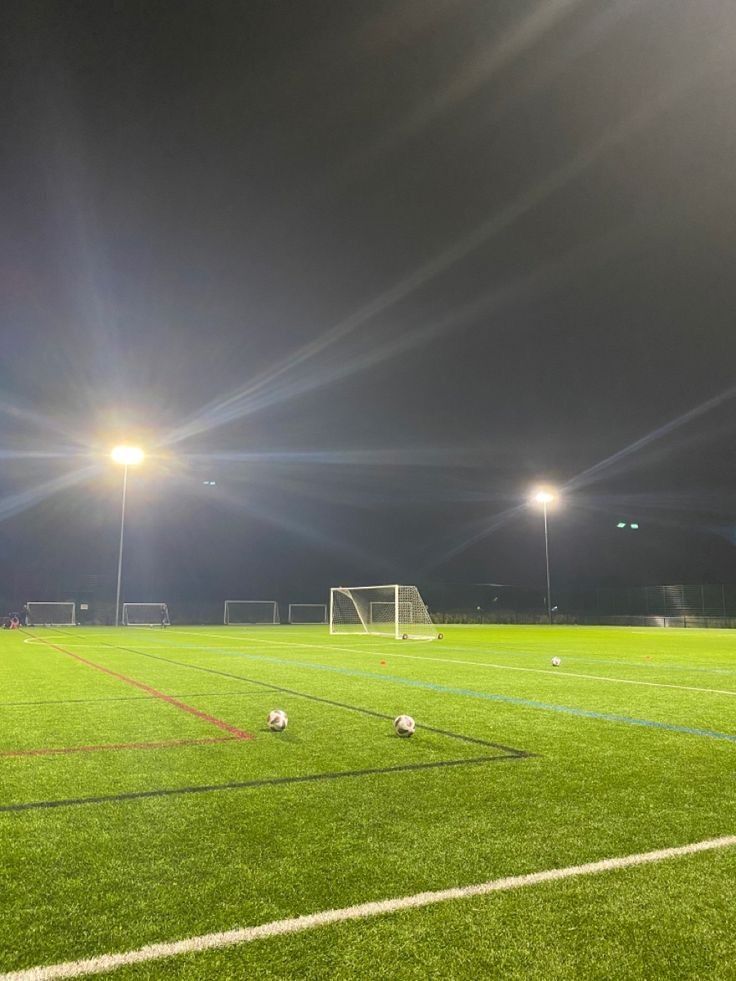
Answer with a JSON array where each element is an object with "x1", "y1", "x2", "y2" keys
[
  {"x1": 288, "y1": 603, "x2": 327, "y2": 624},
  {"x1": 330, "y1": 585, "x2": 437, "y2": 640},
  {"x1": 224, "y1": 600, "x2": 280, "y2": 625},
  {"x1": 122, "y1": 603, "x2": 170, "y2": 627},
  {"x1": 26, "y1": 602, "x2": 76, "y2": 626}
]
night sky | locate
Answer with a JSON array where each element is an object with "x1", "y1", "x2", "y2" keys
[{"x1": 1, "y1": 0, "x2": 736, "y2": 607}]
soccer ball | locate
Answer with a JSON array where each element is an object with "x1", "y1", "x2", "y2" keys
[
  {"x1": 267, "y1": 709, "x2": 288, "y2": 732},
  {"x1": 551, "y1": 657, "x2": 561, "y2": 667},
  {"x1": 394, "y1": 715, "x2": 415, "y2": 738},
  {"x1": 437, "y1": 632, "x2": 444, "y2": 640}
]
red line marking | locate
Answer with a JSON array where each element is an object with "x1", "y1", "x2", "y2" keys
[
  {"x1": 1, "y1": 736, "x2": 237, "y2": 758},
  {"x1": 33, "y1": 638, "x2": 255, "y2": 741}
]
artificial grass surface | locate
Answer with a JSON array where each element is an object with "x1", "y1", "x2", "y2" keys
[{"x1": 1, "y1": 624, "x2": 735, "y2": 978}]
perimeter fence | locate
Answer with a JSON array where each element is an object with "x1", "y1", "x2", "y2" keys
[
  {"x1": 423, "y1": 583, "x2": 736, "y2": 628},
  {"x1": 6, "y1": 583, "x2": 736, "y2": 628}
]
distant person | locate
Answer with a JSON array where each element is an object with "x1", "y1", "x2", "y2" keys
[
  {"x1": 160, "y1": 607, "x2": 169, "y2": 628},
  {"x1": 9, "y1": 615, "x2": 19, "y2": 630}
]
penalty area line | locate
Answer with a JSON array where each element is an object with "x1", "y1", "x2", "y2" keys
[{"x1": 3, "y1": 835, "x2": 735, "y2": 980}]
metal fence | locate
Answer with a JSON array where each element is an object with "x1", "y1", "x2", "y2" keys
[
  {"x1": 559, "y1": 584, "x2": 736, "y2": 618},
  {"x1": 424, "y1": 582, "x2": 736, "y2": 628}
]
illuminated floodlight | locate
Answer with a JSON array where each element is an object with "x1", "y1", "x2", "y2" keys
[
  {"x1": 111, "y1": 445, "x2": 145, "y2": 628},
  {"x1": 531, "y1": 487, "x2": 558, "y2": 506},
  {"x1": 111, "y1": 445, "x2": 144, "y2": 466},
  {"x1": 630, "y1": 522, "x2": 639, "y2": 530},
  {"x1": 617, "y1": 521, "x2": 627, "y2": 529},
  {"x1": 528, "y1": 485, "x2": 558, "y2": 625}
]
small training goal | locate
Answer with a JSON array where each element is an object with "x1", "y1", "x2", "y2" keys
[
  {"x1": 25, "y1": 602, "x2": 76, "y2": 627},
  {"x1": 330, "y1": 585, "x2": 438, "y2": 640},
  {"x1": 122, "y1": 603, "x2": 170, "y2": 627},
  {"x1": 224, "y1": 600, "x2": 280, "y2": 625},
  {"x1": 288, "y1": 603, "x2": 328, "y2": 624}
]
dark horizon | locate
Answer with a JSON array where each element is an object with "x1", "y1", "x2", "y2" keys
[{"x1": 2, "y1": 0, "x2": 736, "y2": 607}]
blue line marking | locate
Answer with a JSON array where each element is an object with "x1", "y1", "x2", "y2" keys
[
  {"x1": 176, "y1": 647, "x2": 736, "y2": 745},
  {"x1": 106, "y1": 640, "x2": 736, "y2": 745}
]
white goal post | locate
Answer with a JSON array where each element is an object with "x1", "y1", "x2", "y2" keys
[
  {"x1": 330, "y1": 585, "x2": 438, "y2": 640},
  {"x1": 224, "y1": 600, "x2": 280, "y2": 625},
  {"x1": 26, "y1": 602, "x2": 76, "y2": 626},
  {"x1": 288, "y1": 603, "x2": 328, "y2": 624},
  {"x1": 122, "y1": 603, "x2": 170, "y2": 627}
]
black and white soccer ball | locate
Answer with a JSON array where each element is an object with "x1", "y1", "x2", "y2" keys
[
  {"x1": 393, "y1": 714, "x2": 415, "y2": 738},
  {"x1": 267, "y1": 709, "x2": 288, "y2": 732},
  {"x1": 551, "y1": 657, "x2": 561, "y2": 667}
]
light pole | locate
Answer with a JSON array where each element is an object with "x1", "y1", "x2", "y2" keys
[
  {"x1": 531, "y1": 487, "x2": 558, "y2": 624},
  {"x1": 111, "y1": 446, "x2": 144, "y2": 627}
]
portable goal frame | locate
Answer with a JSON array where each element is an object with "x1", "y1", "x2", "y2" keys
[
  {"x1": 25, "y1": 602, "x2": 77, "y2": 627},
  {"x1": 288, "y1": 603, "x2": 328, "y2": 624},
  {"x1": 330, "y1": 585, "x2": 438, "y2": 640},
  {"x1": 122, "y1": 603, "x2": 170, "y2": 627},
  {"x1": 224, "y1": 600, "x2": 280, "y2": 625}
]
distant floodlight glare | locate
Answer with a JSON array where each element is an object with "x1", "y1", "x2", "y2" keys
[
  {"x1": 630, "y1": 522, "x2": 639, "y2": 530},
  {"x1": 531, "y1": 487, "x2": 557, "y2": 506},
  {"x1": 111, "y1": 446, "x2": 144, "y2": 466},
  {"x1": 617, "y1": 521, "x2": 627, "y2": 528}
]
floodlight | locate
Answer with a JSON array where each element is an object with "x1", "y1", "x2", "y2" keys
[
  {"x1": 111, "y1": 445, "x2": 144, "y2": 466},
  {"x1": 531, "y1": 487, "x2": 557, "y2": 506},
  {"x1": 630, "y1": 522, "x2": 639, "y2": 530},
  {"x1": 617, "y1": 521, "x2": 627, "y2": 529},
  {"x1": 528, "y1": 485, "x2": 558, "y2": 625},
  {"x1": 110, "y1": 445, "x2": 145, "y2": 628}
]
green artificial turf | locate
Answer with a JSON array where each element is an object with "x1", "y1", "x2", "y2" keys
[{"x1": 1, "y1": 624, "x2": 735, "y2": 978}]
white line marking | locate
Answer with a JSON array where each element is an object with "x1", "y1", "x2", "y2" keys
[
  {"x1": 48, "y1": 630, "x2": 736, "y2": 698},
  {"x1": 199, "y1": 632, "x2": 736, "y2": 698},
  {"x1": 145, "y1": 627, "x2": 736, "y2": 677},
  {"x1": 3, "y1": 835, "x2": 734, "y2": 980}
]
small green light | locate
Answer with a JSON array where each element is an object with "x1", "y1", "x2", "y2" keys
[
  {"x1": 616, "y1": 522, "x2": 627, "y2": 529},
  {"x1": 630, "y1": 523, "x2": 639, "y2": 530}
]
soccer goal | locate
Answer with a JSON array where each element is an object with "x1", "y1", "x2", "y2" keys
[
  {"x1": 288, "y1": 603, "x2": 328, "y2": 624},
  {"x1": 122, "y1": 603, "x2": 170, "y2": 627},
  {"x1": 224, "y1": 600, "x2": 280, "y2": 625},
  {"x1": 330, "y1": 585, "x2": 438, "y2": 640},
  {"x1": 25, "y1": 602, "x2": 76, "y2": 627}
]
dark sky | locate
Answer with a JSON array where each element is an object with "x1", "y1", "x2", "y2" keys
[{"x1": 1, "y1": 0, "x2": 736, "y2": 605}]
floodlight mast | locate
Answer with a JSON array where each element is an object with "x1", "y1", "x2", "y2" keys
[
  {"x1": 111, "y1": 446, "x2": 145, "y2": 627},
  {"x1": 530, "y1": 487, "x2": 558, "y2": 625}
]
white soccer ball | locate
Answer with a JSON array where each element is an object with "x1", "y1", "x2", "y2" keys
[
  {"x1": 267, "y1": 709, "x2": 288, "y2": 732},
  {"x1": 394, "y1": 715, "x2": 415, "y2": 738},
  {"x1": 551, "y1": 657, "x2": 561, "y2": 667}
]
